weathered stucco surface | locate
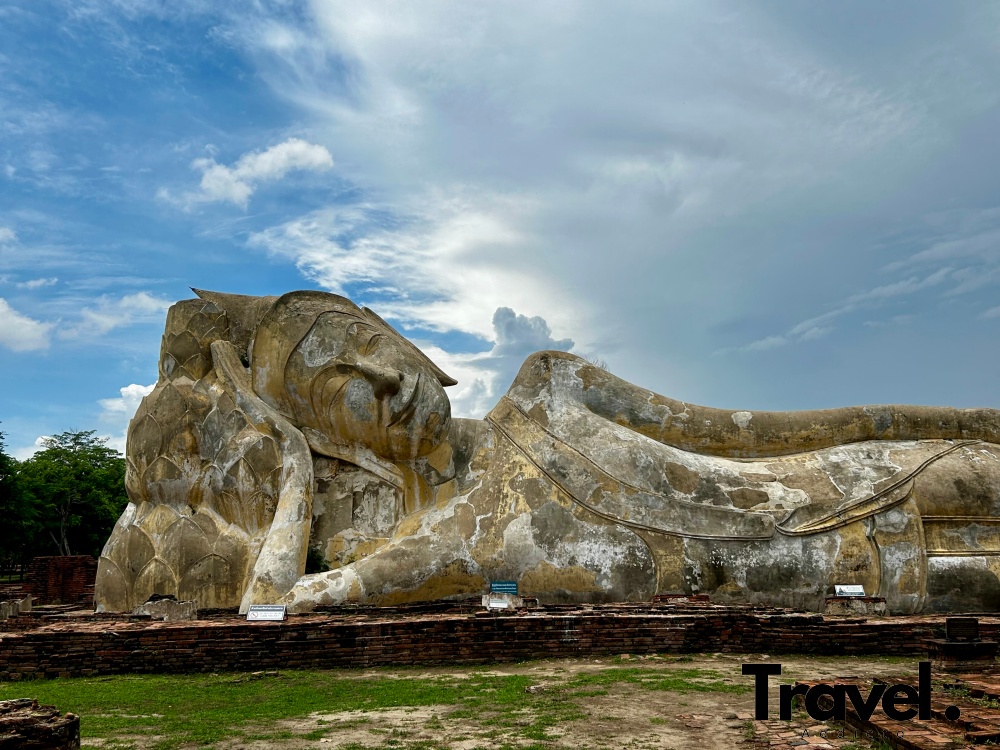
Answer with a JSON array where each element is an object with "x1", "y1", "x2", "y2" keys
[{"x1": 97, "y1": 290, "x2": 1000, "y2": 614}]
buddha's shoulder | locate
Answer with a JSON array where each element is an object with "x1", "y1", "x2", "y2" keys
[
  {"x1": 446, "y1": 418, "x2": 495, "y2": 491},
  {"x1": 507, "y1": 350, "x2": 592, "y2": 386}
]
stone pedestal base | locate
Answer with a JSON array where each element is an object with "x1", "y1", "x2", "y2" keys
[
  {"x1": 482, "y1": 593, "x2": 523, "y2": 610},
  {"x1": 132, "y1": 599, "x2": 198, "y2": 621},
  {"x1": 925, "y1": 638, "x2": 999, "y2": 672},
  {"x1": 652, "y1": 594, "x2": 711, "y2": 604},
  {"x1": 824, "y1": 596, "x2": 888, "y2": 617}
]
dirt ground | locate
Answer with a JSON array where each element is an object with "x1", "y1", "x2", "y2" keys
[{"x1": 81, "y1": 653, "x2": 918, "y2": 750}]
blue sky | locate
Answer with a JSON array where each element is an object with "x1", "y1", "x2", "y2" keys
[{"x1": 2, "y1": 1, "x2": 1000, "y2": 459}]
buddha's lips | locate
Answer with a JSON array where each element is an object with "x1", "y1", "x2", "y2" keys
[{"x1": 387, "y1": 372, "x2": 421, "y2": 428}]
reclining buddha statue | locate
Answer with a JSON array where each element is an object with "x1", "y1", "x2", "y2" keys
[{"x1": 95, "y1": 289, "x2": 1000, "y2": 614}]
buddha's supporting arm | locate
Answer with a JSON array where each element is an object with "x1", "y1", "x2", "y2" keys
[
  {"x1": 210, "y1": 341, "x2": 313, "y2": 612},
  {"x1": 98, "y1": 302, "x2": 314, "y2": 613},
  {"x1": 506, "y1": 351, "x2": 1000, "y2": 458}
]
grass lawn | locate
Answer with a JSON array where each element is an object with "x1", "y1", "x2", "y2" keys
[{"x1": 0, "y1": 658, "x2": 752, "y2": 749}]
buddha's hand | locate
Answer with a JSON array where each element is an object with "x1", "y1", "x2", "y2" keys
[{"x1": 279, "y1": 567, "x2": 363, "y2": 612}]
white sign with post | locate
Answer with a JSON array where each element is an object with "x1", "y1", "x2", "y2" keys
[
  {"x1": 834, "y1": 585, "x2": 866, "y2": 597},
  {"x1": 247, "y1": 604, "x2": 287, "y2": 621}
]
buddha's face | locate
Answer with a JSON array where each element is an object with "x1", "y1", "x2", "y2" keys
[{"x1": 253, "y1": 297, "x2": 452, "y2": 462}]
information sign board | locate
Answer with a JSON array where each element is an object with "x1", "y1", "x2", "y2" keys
[
  {"x1": 834, "y1": 585, "x2": 865, "y2": 597},
  {"x1": 247, "y1": 604, "x2": 287, "y2": 621}
]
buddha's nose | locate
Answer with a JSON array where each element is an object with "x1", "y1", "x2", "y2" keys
[{"x1": 357, "y1": 361, "x2": 403, "y2": 399}]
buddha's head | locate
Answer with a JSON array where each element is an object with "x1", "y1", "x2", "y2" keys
[{"x1": 199, "y1": 289, "x2": 455, "y2": 462}]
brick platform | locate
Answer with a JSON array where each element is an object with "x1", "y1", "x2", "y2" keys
[{"x1": 0, "y1": 601, "x2": 995, "y2": 682}]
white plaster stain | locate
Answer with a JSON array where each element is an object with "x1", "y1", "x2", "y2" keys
[
  {"x1": 731, "y1": 411, "x2": 753, "y2": 430},
  {"x1": 815, "y1": 443, "x2": 903, "y2": 503}
]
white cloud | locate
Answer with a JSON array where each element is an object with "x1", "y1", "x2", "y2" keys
[
  {"x1": 227, "y1": 2, "x2": 941, "y2": 372},
  {"x1": 492, "y1": 307, "x2": 574, "y2": 357},
  {"x1": 12, "y1": 436, "x2": 50, "y2": 462},
  {"x1": 60, "y1": 291, "x2": 172, "y2": 339},
  {"x1": 418, "y1": 345, "x2": 497, "y2": 419},
  {"x1": 0, "y1": 298, "x2": 53, "y2": 351},
  {"x1": 9, "y1": 383, "x2": 157, "y2": 461},
  {"x1": 15, "y1": 277, "x2": 58, "y2": 289},
  {"x1": 98, "y1": 382, "x2": 155, "y2": 454},
  {"x1": 7, "y1": 0, "x2": 996, "y2": 431},
  {"x1": 248, "y1": 192, "x2": 583, "y2": 342},
  {"x1": 414, "y1": 306, "x2": 575, "y2": 419},
  {"x1": 163, "y1": 137, "x2": 334, "y2": 209},
  {"x1": 0, "y1": 226, "x2": 16, "y2": 244}
]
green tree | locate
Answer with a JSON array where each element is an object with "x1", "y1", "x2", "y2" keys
[
  {"x1": 17, "y1": 430, "x2": 128, "y2": 558},
  {"x1": 0, "y1": 428, "x2": 32, "y2": 568}
]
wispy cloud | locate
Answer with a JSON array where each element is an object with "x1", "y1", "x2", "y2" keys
[
  {"x1": 246, "y1": 191, "x2": 581, "y2": 342},
  {"x1": 59, "y1": 291, "x2": 172, "y2": 339},
  {"x1": 876, "y1": 211, "x2": 1000, "y2": 304},
  {"x1": 159, "y1": 137, "x2": 334, "y2": 209},
  {"x1": 887, "y1": 227, "x2": 1000, "y2": 271},
  {"x1": 5, "y1": 1, "x2": 1000, "y2": 455},
  {"x1": 864, "y1": 314, "x2": 914, "y2": 328},
  {"x1": 0, "y1": 298, "x2": 53, "y2": 351},
  {"x1": 224, "y1": 2, "x2": 929, "y2": 353},
  {"x1": 725, "y1": 268, "x2": 953, "y2": 354}
]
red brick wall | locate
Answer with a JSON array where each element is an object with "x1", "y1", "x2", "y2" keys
[
  {"x1": 21, "y1": 556, "x2": 97, "y2": 606},
  {"x1": 0, "y1": 606, "x2": 978, "y2": 681}
]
